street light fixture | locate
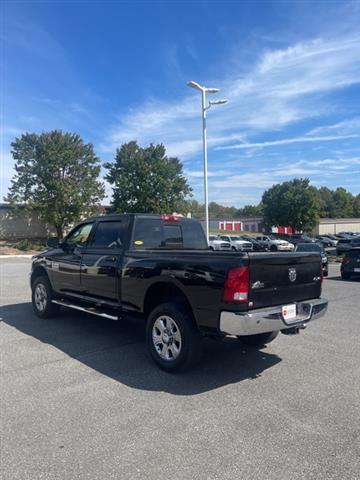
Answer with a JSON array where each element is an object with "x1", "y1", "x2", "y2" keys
[{"x1": 186, "y1": 80, "x2": 228, "y2": 242}]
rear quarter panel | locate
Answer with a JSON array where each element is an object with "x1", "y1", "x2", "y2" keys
[{"x1": 121, "y1": 250, "x2": 249, "y2": 330}]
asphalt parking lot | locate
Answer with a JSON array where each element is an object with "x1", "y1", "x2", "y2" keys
[{"x1": 1, "y1": 258, "x2": 359, "y2": 480}]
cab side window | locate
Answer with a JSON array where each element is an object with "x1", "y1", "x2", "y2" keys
[
  {"x1": 65, "y1": 223, "x2": 94, "y2": 248},
  {"x1": 89, "y1": 221, "x2": 124, "y2": 249}
]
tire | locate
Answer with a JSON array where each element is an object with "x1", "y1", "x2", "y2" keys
[
  {"x1": 270, "y1": 245, "x2": 277, "y2": 252},
  {"x1": 210, "y1": 247, "x2": 214, "y2": 251},
  {"x1": 238, "y1": 330, "x2": 279, "y2": 347},
  {"x1": 341, "y1": 272, "x2": 351, "y2": 280},
  {"x1": 146, "y1": 302, "x2": 203, "y2": 372},
  {"x1": 32, "y1": 275, "x2": 60, "y2": 319},
  {"x1": 232, "y1": 246, "x2": 237, "y2": 251}
]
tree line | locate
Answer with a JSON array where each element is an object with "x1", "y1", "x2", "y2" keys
[{"x1": 5, "y1": 130, "x2": 359, "y2": 237}]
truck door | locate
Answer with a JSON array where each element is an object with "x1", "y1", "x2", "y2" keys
[
  {"x1": 50, "y1": 222, "x2": 94, "y2": 294},
  {"x1": 81, "y1": 219, "x2": 126, "y2": 302}
]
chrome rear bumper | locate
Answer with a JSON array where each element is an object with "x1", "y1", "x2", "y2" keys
[{"x1": 220, "y1": 298, "x2": 328, "y2": 336}]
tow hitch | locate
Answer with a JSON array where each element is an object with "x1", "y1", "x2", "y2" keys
[{"x1": 281, "y1": 324, "x2": 307, "y2": 335}]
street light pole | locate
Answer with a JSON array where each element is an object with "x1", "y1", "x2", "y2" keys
[
  {"x1": 201, "y1": 88, "x2": 210, "y2": 242},
  {"x1": 186, "y1": 81, "x2": 227, "y2": 243}
]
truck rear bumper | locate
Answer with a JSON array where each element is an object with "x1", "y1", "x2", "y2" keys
[{"x1": 220, "y1": 298, "x2": 328, "y2": 336}]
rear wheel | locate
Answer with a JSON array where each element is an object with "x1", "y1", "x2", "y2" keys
[
  {"x1": 238, "y1": 330, "x2": 279, "y2": 347},
  {"x1": 32, "y1": 275, "x2": 59, "y2": 318},
  {"x1": 146, "y1": 303, "x2": 203, "y2": 372}
]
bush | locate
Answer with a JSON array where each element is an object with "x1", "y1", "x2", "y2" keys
[
  {"x1": 14, "y1": 239, "x2": 46, "y2": 251},
  {"x1": 15, "y1": 239, "x2": 32, "y2": 251}
]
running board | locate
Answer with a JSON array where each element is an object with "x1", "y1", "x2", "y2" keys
[{"x1": 52, "y1": 299, "x2": 119, "y2": 321}]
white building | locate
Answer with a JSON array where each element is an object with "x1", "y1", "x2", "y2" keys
[{"x1": 316, "y1": 218, "x2": 360, "y2": 235}]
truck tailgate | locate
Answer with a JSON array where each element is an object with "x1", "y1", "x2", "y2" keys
[{"x1": 248, "y1": 252, "x2": 322, "y2": 309}]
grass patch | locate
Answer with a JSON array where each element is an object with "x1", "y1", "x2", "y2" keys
[{"x1": 209, "y1": 229, "x2": 257, "y2": 236}]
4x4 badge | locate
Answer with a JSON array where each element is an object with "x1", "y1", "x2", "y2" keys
[{"x1": 289, "y1": 268, "x2": 297, "y2": 282}]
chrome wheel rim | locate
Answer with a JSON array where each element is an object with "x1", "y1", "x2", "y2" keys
[
  {"x1": 152, "y1": 315, "x2": 182, "y2": 361},
  {"x1": 34, "y1": 283, "x2": 47, "y2": 312}
]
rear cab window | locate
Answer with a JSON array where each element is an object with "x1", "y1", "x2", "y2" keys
[{"x1": 132, "y1": 217, "x2": 207, "y2": 250}]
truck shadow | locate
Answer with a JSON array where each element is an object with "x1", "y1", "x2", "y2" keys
[
  {"x1": 1, "y1": 303, "x2": 282, "y2": 396},
  {"x1": 326, "y1": 276, "x2": 360, "y2": 282}
]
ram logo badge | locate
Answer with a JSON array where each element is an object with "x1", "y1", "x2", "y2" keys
[{"x1": 289, "y1": 268, "x2": 297, "y2": 282}]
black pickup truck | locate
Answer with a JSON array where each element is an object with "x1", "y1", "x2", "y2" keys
[{"x1": 31, "y1": 214, "x2": 328, "y2": 371}]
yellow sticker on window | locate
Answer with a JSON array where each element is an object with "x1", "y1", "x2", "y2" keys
[{"x1": 134, "y1": 240, "x2": 143, "y2": 245}]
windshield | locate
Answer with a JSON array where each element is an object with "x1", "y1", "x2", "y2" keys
[
  {"x1": 209, "y1": 236, "x2": 217, "y2": 241},
  {"x1": 296, "y1": 243, "x2": 322, "y2": 252}
]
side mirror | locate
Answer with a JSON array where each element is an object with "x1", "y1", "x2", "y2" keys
[{"x1": 46, "y1": 237, "x2": 59, "y2": 248}]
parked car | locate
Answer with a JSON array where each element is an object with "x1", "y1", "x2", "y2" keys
[
  {"x1": 241, "y1": 235, "x2": 268, "y2": 251},
  {"x1": 336, "y1": 233, "x2": 353, "y2": 239},
  {"x1": 324, "y1": 234, "x2": 340, "y2": 243},
  {"x1": 219, "y1": 235, "x2": 253, "y2": 251},
  {"x1": 337, "y1": 236, "x2": 360, "y2": 255},
  {"x1": 30, "y1": 213, "x2": 328, "y2": 372},
  {"x1": 295, "y1": 242, "x2": 328, "y2": 276},
  {"x1": 316, "y1": 236, "x2": 337, "y2": 248},
  {"x1": 341, "y1": 248, "x2": 360, "y2": 280},
  {"x1": 208, "y1": 235, "x2": 231, "y2": 251},
  {"x1": 255, "y1": 235, "x2": 294, "y2": 251},
  {"x1": 338, "y1": 231, "x2": 358, "y2": 237},
  {"x1": 287, "y1": 234, "x2": 316, "y2": 246}
]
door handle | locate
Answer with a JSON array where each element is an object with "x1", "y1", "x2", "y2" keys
[{"x1": 105, "y1": 256, "x2": 117, "y2": 262}]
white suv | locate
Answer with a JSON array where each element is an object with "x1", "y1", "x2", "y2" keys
[
  {"x1": 208, "y1": 235, "x2": 231, "y2": 251},
  {"x1": 219, "y1": 235, "x2": 253, "y2": 251}
]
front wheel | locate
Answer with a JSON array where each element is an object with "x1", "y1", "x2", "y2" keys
[
  {"x1": 270, "y1": 245, "x2": 277, "y2": 252},
  {"x1": 238, "y1": 330, "x2": 279, "y2": 347},
  {"x1": 146, "y1": 303, "x2": 203, "y2": 372},
  {"x1": 341, "y1": 272, "x2": 351, "y2": 280},
  {"x1": 32, "y1": 275, "x2": 59, "y2": 318}
]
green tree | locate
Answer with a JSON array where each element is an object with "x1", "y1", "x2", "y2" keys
[
  {"x1": 262, "y1": 178, "x2": 319, "y2": 232},
  {"x1": 184, "y1": 199, "x2": 204, "y2": 218},
  {"x1": 353, "y1": 194, "x2": 360, "y2": 217},
  {"x1": 6, "y1": 130, "x2": 105, "y2": 238},
  {"x1": 208, "y1": 202, "x2": 237, "y2": 219},
  {"x1": 329, "y1": 187, "x2": 354, "y2": 217},
  {"x1": 236, "y1": 204, "x2": 263, "y2": 217},
  {"x1": 105, "y1": 141, "x2": 192, "y2": 214},
  {"x1": 317, "y1": 187, "x2": 334, "y2": 217}
]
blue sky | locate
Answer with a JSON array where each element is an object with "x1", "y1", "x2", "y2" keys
[{"x1": 1, "y1": 0, "x2": 360, "y2": 207}]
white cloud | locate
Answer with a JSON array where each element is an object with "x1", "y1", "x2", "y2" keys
[
  {"x1": 306, "y1": 117, "x2": 360, "y2": 136},
  {"x1": 102, "y1": 33, "x2": 360, "y2": 161},
  {"x1": 216, "y1": 134, "x2": 359, "y2": 151}
]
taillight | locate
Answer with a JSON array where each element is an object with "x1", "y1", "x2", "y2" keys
[{"x1": 223, "y1": 266, "x2": 250, "y2": 302}]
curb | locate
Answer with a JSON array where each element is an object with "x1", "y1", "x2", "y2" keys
[{"x1": 0, "y1": 254, "x2": 34, "y2": 259}]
